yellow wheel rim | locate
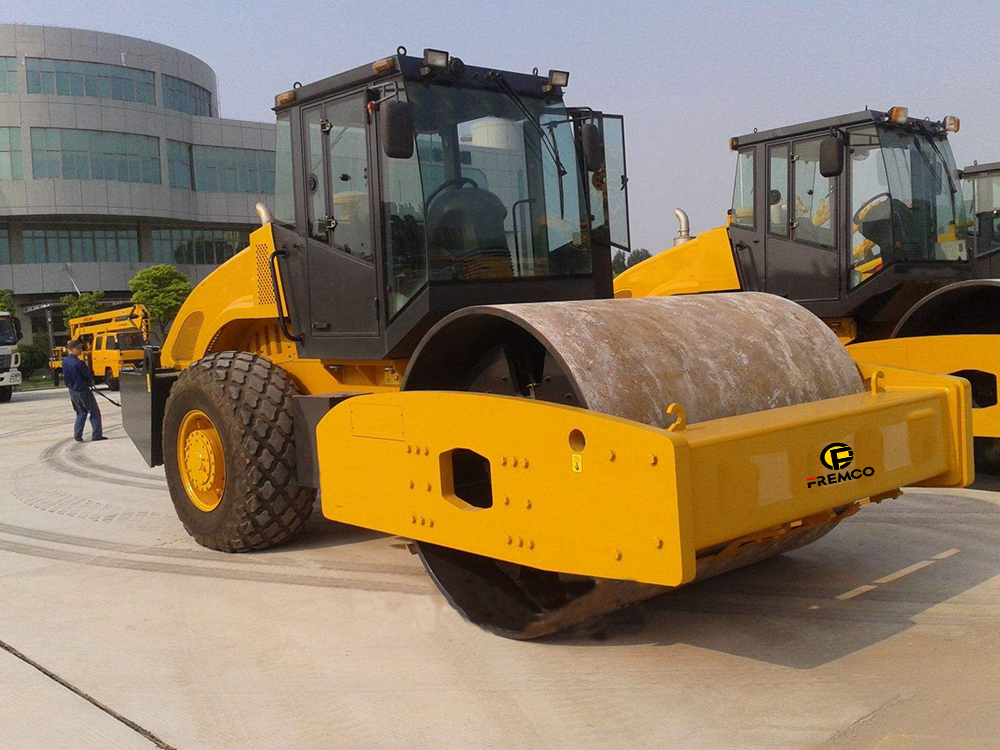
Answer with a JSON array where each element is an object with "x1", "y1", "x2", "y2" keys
[{"x1": 177, "y1": 410, "x2": 226, "y2": 512}]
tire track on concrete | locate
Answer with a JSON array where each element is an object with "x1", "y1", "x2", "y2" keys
[
  {"x1": 0, "y1": 536, "x2": 432, "y2": 595},
  {"x1": 0, "y1": 418, "x2": 69, "y2": 440},
  {"x1": 39, "y1": 432, "x2": 166, "y2": 491},
  {"x1": 0, "y1": 521, "x2": 425, "y2": 578}
]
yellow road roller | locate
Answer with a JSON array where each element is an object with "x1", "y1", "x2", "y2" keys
[
  {"x1": 615, "y1": 107, "x2": 1000, "y2": 472},
  {"x1": 122, "y1": 53, "x2": 973, "y2": 638}
]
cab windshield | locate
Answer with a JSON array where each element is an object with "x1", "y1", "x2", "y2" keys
[
  {"x1": 380, "y1": 82, "x2": 591, "y2": 317},
  {"x1": 0, "y1": 318, "x2": 15, "y2": 346},
  {"x1": 848, "y1": 125, "x2": 968, "y2": 287},
  {"x1": 116, "y1": 332, "x2": 145, "y2": 349}
]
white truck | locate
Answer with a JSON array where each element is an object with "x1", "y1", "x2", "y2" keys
[{"x1": 0, "y1": 311, "x2": 22, "y2": 403}]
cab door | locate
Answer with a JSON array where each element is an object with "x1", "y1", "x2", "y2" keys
[
  {"x1": 576, "y1": 111, "x2": 630, "y2": 296},
  {"x1": 764, "y1": 137, "x2": 841, "y2": 302},
  {"x1": 300, "y1": 92, "x2": 379, "y2": 337}
]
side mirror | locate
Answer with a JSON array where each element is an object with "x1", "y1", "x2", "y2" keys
[
  {"x1": 820, "y1": 136, "x2": 844, "y2": 178},
  {"x1": 379, "y1": 100, "x2": 415, "y2": 160},
  {"x1": 581, "y1": 123, "x2": 605, "y2": 172},
  {"x1": 13, "y1": 317, "x2": 22, "y2": 342}
]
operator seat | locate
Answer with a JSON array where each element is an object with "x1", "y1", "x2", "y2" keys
[
  {"x1": 858, "y1": 197, "x2": 922, "y2": 261},
  {"x1": 426, "y1": 186, "x2": 512, "y2": 280}
]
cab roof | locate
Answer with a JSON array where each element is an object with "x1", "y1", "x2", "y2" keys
[
  {"x1": 730, "y1": 109, "x2": 947, "y2": 149},
  {"x1": 962, "y1": 161, "x2": 1000, "y2": 177},
  {"x1": 273, "y1": 52, "x2": 560, "y2": 114}
]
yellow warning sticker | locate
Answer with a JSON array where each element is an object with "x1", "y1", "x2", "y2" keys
[{"x1": 571, "y1": 453, "x2": 583, "y2": 473}]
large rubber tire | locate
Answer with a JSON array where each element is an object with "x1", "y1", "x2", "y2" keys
[
  {"x1": 105, "y1": 368, "x2": 120, "y2": 392},
  {"x1": 163, "y1": 352, "x2": 315, "y2": 552},
  {"x1": 0, "y1": 386, "x2": 11, "y2": 403}
]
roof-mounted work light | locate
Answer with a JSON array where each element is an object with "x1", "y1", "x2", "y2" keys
[
  {"x1": 423, "y1": 49, "x2": 449, "y2": 68},
  {"x1": 943, "y1": 115, "x2": 960, "y2": 133},
  {"x1": 887, "y1": 106, "x2": 909, "y2": 125},
  {"x1": 547, "y1": 70, "x2": 569, "y2": 87}
]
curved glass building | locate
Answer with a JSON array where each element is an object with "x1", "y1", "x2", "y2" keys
[{"x1": 0, "y1": 24, "x2": 275, "y2": 344}]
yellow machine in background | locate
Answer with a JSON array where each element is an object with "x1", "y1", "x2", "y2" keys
[
  {"x1": 121, "y1": 57, "x2": 972, "y2": 639},
  {"x1": 50, "y1": 305, "x2": 148, "y2": 391},
  {"x1": 617, "y1": 106, "x2": 1000, "y2": 472}
]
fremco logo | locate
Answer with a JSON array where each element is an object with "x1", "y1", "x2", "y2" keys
[
  {"x1": 807, "y1": 442, "x2": 874, "y2": 488},
  {"x1": 820, "y1": 443, "x2": 854, "y2": 471}
]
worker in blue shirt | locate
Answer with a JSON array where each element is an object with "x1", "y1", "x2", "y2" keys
[{"x1": 62, "y1": 339, "x2": 106, "y2": 443}]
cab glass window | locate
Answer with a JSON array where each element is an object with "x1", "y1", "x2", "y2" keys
[
  {"x1": 731, "y1": 148, "x2": 754, "y2": 228},
  {"x1": 848, "y1": 127, "x2": 889, "y2": 288},
  {"x1": 302, "y1": 107, "x2": 329, "y2": 243},
  {"x1": 974, "y1": 174, "x2": 1000, "y2": 256},
  {"x1": 603, "y1": 115, "x2": 630, "y2": 250},
  {"x1": 95, "y1": 337, "x2": 103, "y2": 350},
  {"x1": 792, "y1": 138, "x2": 835, "y2": 248},
  {"x1": 106, "y1": 336, "x2": 117, "y2": 350},
  {"x1": 768, "y1": 144, "x2": 789, "y2": 235},
  {"x1": 274, "y1": 111, "x2": 294, "y2": 226},
  {"x1": 324, "y1": 96, "x2": 372, "y2": 262},
  {"x1": 380, "y1": 90, "x2": 428, "y2": 320}
]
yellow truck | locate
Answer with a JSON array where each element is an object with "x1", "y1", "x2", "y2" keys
[{"x1": 50, "y1": 305, "x2": 148, "y2": 391}]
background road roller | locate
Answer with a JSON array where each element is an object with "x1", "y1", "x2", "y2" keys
[
  {"x1": 122, "y1": 55, "x2": 973, "y2": 638},
  {"x1": 616, "y1": 106, "x2": 1000, "y2": 472}
]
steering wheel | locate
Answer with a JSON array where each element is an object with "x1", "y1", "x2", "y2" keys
[
  {"x1": 426, "y1": 176, "x2": 478, "y2": 205},
  {"x1": 852, "y1": 192, "x2": 891, "y2": 225}
]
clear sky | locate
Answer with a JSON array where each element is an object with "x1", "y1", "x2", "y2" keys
[{"x1": 6, "y1": 0, "x2": 1000, "y2": 252}]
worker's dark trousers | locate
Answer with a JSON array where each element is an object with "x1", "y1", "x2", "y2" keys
[{"x1": 70, "y1": 389, "x2": 103, "y2": 440}]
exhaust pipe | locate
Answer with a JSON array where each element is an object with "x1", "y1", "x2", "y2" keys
[
  {"x1": 255, "y1": 202, "x2": 274, "y2": 226},
  {"x1": 673, "y1": 208, "x2": 694, "y2": 246}
]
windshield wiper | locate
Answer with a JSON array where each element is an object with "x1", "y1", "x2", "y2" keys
[
  {"x1": 914, "y1": 120, "x2": 960, "y2": 210},
  {"x1": 487, "y1": 70, "x2": 567, "y2": 179}
]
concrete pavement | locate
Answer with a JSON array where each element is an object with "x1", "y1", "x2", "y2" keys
[{"x1": 1, "y1": 388, "x2": 998, "y2": 749}]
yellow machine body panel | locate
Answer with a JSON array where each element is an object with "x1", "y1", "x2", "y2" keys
[
  {"x1": 316, "y1": 364, "x2": 971, "y2": 588},
  {"x1": 849, "y1": 335, "x2": 1000, "y2": 438},
  {"x1": 613, "y1": 226, "x2": 738, "y2": 298},
  {"x1": 160, "y1": 224, "x2": 406, "y2": 395}
]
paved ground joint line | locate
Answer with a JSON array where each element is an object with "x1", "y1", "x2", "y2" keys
[
  {"x1": 836, "y1": 584, "x2": 877, "y2": 601},
  {"x1": 874, "y1": 559, "x2": 936, "y2": 584},
  {"x1": 0, "y1": 638, "x2": 176, "y2": 750},
  {"x1": 932, "y1": 548, "x2": 960, "y2": 560}
]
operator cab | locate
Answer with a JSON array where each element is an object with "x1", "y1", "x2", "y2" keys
[
  {"x1": 728, "y1": 107, "x2": 968, "y2": 323},
  {"x1": 961, "y1": 161, "x2": 1000, "y2": 276},
  {"x1": 270, "y1": 48, "x2": 630, "y2": 360}
]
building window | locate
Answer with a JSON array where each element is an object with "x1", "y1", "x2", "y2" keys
[
  {"x1": 0, "y1": 57, "x2": 16, "y2": 94},
  {"x1": 162, "y1": 75, "x2": 212, "y2": 117},
  {"x1": 0, "y1": 127, "x2": 23, "y2": 180},
  {"x1": 191, "y1": 145, "x2": 275, "y2": 194},
  {"x1": 22, "y1": 227, "x2": 139, "y2": 263},
  {"x1": 151, "y1": 227, "x2": 249, "y2": 265},
  {"x1": 0, "y1": 227, "x2": 9, "y2": 264},
  {"x1": 166, "y1": 140, "x2": 193, "y2": 189},
  {"x1": 25, "y1": 58, "x2": 155, "y2": 105},
  {"x1": 30, "y1": 128, "x2": 161, "y2": 184}
]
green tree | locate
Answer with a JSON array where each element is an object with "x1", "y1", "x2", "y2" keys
[
  {"x1": 626, "y1": 247, "x2": 652, "y2": 268},
  {"x1": 17, "y1": 341, "x2": 50, "y2": 379},
  {"x1": 611, "y1": 247, "x2": 653, "y2": 278},
  {"x1": 128, "y1": 264, "x2": 192, "y2": 341},
  {"x1": 611, "y1": 250, "x2": 628, "y2": 277},
  {"x1": 0, "y1": 288, "x2": 14, "y2": 315},
  {"x1": 60, "y1": 290, "x2": 105, "y2": 331}
]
